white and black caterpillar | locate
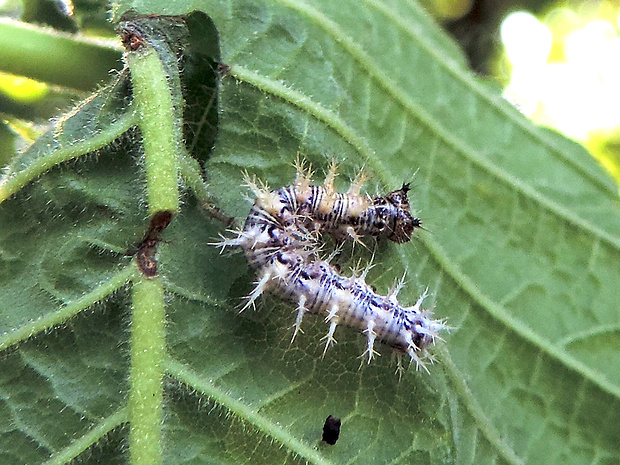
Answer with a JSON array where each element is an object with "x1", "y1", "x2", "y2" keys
[{"x1": 217, "y1": 162, "x2": 445, "y2": 371}]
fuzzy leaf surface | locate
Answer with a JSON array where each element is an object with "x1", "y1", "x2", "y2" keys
[{"x1": 2, "y1": 1, "x2": 620, "y2": 464}]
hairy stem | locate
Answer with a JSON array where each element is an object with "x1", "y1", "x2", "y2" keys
[
  {"x1": 129, "y1": 276, "x2": 166, "y2": 465},
  {"x1": 127, "y1": 44, "x2": 181, "y2": 216},
  {"x1": 125, "y1": 26, "x2": 186, "y2": 464}
]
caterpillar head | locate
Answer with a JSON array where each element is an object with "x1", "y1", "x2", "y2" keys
[{"x1": 381, "y1": 183, "x2": 422, "y2": 244}]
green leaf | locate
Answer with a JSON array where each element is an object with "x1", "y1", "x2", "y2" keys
[{"x1": 2, "y1": 1, "x2": 620, "y2": 465}]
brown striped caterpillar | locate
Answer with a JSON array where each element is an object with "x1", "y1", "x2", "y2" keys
[{"x1": 216, "y1": 161, "x2": 445, "y2": 371}]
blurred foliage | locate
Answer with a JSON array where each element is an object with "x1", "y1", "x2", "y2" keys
[
  {"x1": 0, "y1": 0, "x2": 120, "y2": 164},
  {"x1": 422, "y1": 0, "x2": 620, "y2": 187}
]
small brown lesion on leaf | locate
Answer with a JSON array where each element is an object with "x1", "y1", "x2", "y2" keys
[{"x1": 134, "y1": 210, "x2": 174, "y2": 277}]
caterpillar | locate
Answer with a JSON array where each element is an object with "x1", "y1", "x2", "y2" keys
[{"x1": 215, "y1": 161, "x2": 445, "y2": 371}]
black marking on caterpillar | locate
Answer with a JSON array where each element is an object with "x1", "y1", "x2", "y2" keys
[{"x1": 215, "y1": 160, "x2": 445, "y2": 372}]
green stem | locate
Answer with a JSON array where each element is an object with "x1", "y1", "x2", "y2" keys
[
  {"x1": 178, "y1": 151, "x2": 210, "y2": 205},
  {"x1": 129, "y1": 276, "x2": 166, "y2": 465},
  {"x1": 0, "y1": 18, "x2": 122, "y2": 90},
  {"x1": 127, "y1": 45, "x2": 181, "y2": 216},
  {"x1": 178, "y1": 151, "x2": 233, "y2": 225}
]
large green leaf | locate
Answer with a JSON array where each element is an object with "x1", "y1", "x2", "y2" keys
[{"x1": 1, "y1": 1, "x2": 620, "y2": 464}]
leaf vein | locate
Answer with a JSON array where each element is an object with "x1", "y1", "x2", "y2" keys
[
  {"x1": 423, "y1": 235, "x2": 620, "y2": 400},
  {"x1": 264, "y1": 0, "x2": 620, "y2": 250},
  {"x1": 366, "y1": 0, "x2": 618, "y2": 197},
  {"x1": 0, "y1": 263, "x2": 135, "y2": 351},
  {"x1": 166, "y1": 357, "x2": 334, "y2": 465},
  {"x1": 0, "y1": 111, "x2": 136, "y2": 204},
  {"x1": 42, "y1": 407, "x2": 127, "y2": 465},
  {"x1": 442, "y1": 352, "x2": 525, "y2": 465}
]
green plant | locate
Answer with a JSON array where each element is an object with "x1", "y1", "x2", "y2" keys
[{"x1": 1, "y1": 1, "x2": 619, "y2": 464}]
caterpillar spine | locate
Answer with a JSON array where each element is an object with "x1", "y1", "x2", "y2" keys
[{"x1": 216, "y1": 161, "x2": 445, "y2": 371}]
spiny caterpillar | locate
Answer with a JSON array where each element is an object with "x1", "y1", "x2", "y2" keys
[{"x1": 216, "y1": 161, "x2": 445, "y2": 371}]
